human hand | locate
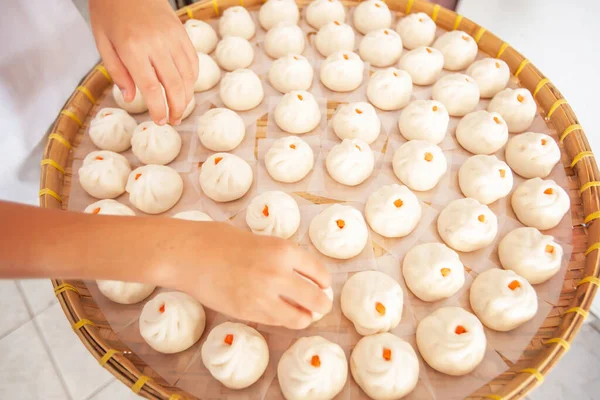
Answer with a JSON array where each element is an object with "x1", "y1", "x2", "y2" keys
[
  {"x1": 89, "y1": 0, "x2": 198, "y2": 125},
  {"x1": 156, "y1": 222, "x2": 333, "y2": 330}
]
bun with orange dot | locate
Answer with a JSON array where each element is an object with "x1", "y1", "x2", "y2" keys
[
  {"x1": 274, "y1": 90, "x2": 321, "y2": 134},
  {"x1": 201, "y1": 322, "x2": 269, "y2": 389},
  {"x1": 89, "y1": 107, "x2": 137, "y2": 152},
  {"x1": 126, "y1": 165, "x2": 183, "y2": 214},
  {"x1": 488, "y1": 88, "x2": 537, "y2": 133},
  {"x1": 84, "y1": 199, "x2": 135, "y2": 216},
  {"x1": 365, "y1": 184, "x2": 422, "y2": 238},
  {"x1": 437, "y1": 198, "x2": 498, "y2": 252},
  {"x1": 139, "y1": 291, "x2": 206, "y2": 354},
  {"x1": 315, "y1": 20, "x2": 355, "y2": 57},
  {"x1": 332, "y1": 102, "x2": 381, "y2": 144},
  {"x1": 131, "y1": 121, "x2": 182, "y2": 166},
  {"x1": 403, "y1": 243, "x2": 465, "y2": 302},
  {"x1": 432, "y1": 73, "x2": 480, "y2": 117},
  {"x1": 306, "y1": 0, "x2": 346, "y2": 29},
  {"x1": 416, "y1": 307, "x2": 487, "y2": 376},
  {"x1": 320, "y1": 51, "x2": 364, "y2": 92},
  {"x1": 265, "y1": 136, "x2": 314, "y2": 183},
  {"x1": 392, "y1": 140, "x2": 447, "y2": 191},
  {"x1": 326, "y1": 138, "x2": 375, "y2": 186},
  {"x1": 200, "y1": 153, "x2": 253, "y2": 202},
  {"x1": 395, "y1": 12, "x2": 436, "y2": 50},
  {"x1": 398, "y1": 100, "x2": 449, "y2": 144},
  {"x1": 470, "y1": 268, "x2": 538, "y2": 331},
  {"x1": 498, "y1": 227, "x2": 563, "y2": 284},
  {"x1": 309, "y1": 204, "x2": 369, "y2": 259},
  {"x1": 466, "y1": 58, "x2": 510, "y2": 98},
  {"x1": 351, "y1": 333, "x2": 420, "y2": 400},
  {"x1": 245, "y1": 191, "x2": 300, "y2": 239},
  {"x1": 456, "y1": 110, "x2": 509, "y2": 155},
  {"x1": 353, "y1": 0, "x2": 392, "y2": 35},
  {"x1": 367, "y1": 68, "x2": 413, "y2": 111},
  {"x1": 268, "y1": 54, "x2": 314, "y2": 94},
  {"x1": 341, "y1": 271, "x2": 404, "y2": 335},
  {"x1": 505, "y1": 132, "x2": 560, "y2": 178},
  {"x1": 511, "y1": 177, "x2": 570, "y2": 230},
  {"x1": 78, "y1": 150, "x2": 131, "y2": 199},
  {"x1": 432, "y1": 31, "x2": 478, "y2": 71},
  {"x1": 359, "y1": 28, "x2": 403, "y2": 68},
  {"x1": 398, "y1": 46, "x2": 444, "y2": 86},
  {"x1": 458, "y1": 155, "x2": 514, "y2": 205}
]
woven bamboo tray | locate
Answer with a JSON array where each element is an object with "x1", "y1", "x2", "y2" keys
[{"x1": 40, "y1": 0, "x2": 599, "y2": 398}]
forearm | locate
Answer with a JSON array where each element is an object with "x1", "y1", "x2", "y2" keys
[{"x1": 0, "y1": 201, "x2": 221, "y2": 285}]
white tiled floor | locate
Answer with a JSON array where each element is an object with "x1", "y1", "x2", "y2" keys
[{"x1": 0, "y1": 278, "x2": 599, "y2": 399}]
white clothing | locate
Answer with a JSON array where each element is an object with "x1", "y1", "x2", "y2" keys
[{"x1": 0, "y1": 0, "x2": 99, "y2": 205}]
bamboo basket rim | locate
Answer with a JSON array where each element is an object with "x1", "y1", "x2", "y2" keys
[{"x1": 40, "y1": 0, "x2": 600, "y2": 398}]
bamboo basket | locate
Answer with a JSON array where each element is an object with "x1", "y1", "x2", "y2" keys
[{"x1": 39, "y1": 0, "x2": 599, "y2": 398}]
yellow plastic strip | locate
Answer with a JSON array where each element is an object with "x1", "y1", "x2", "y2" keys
[
  {"x1": 212, "y1": 0, "x2": 219, "y2": 16},
  {"x1": 169, "y1": 395, "x2": 183, "y2": 400},
  {"x1": 453, "y1": 15, "x2": 463, "y2": 30},
  {"x1": 39, "y1": 188, "x2": 62, "y2": 203},
  {"x1": 76, "y1": 86, "x2": 96, "y2": 104},
  {"x1": 100, "y1": 349, "x2": 119, "y2": 366},
  {"x1": 564, "y1": 307, "x2": 589, "y2": 319},
  {"x1": 560, "y1": 124, "x2": 583, "y2": 143},
  {"x1": 581, "y1": 181, "x2": 600, "y2": 194},
  {"x1": 533, "y1": 78, "x2": 550, "y2": 97},
  {"x1": 514, "y1": 59, "x2": 530, "y2": 77},
  {"x1": 94, "y1": 65, "x2": 112, "y2": 83},
  {"x1": 585, "y1": 211, "x2": 600, "y2": 225},
  {"x1": 585, "y1": 243, "x2": 600, "y2": 256},
  {"x1": 547, "y1": 99, "x2": 568, "y2": 118},
  {"x1": 60, "y1": 110, "x2": 82, "y2": 127},
  {"x1": 405, "y1": 0, "x2": 414, "y2": 14},
  {"x1": 496, "y1": 42, "x2": 509, "y2": 58},
  {"x1": 184, "y1": 6, "x2": 194, "y2": 19},
  {"x1": 40, "y1": 159, "x2": 65, "y2": 174},
  {"x1": 544, "y1": 337, "x2": 571, "y2": 351},
  {"x1": 54, "y1": 283, "x2": 80, "y2": 296},
  {"x1": 132, "y1": 376, "x2": 151, "y2": 394},
  {"x1": 431, "y1": 4, "x2": 440, "y2": 21},
  {"x1": 519, "y1": 368, "x2": 545, "y2": 384},
  {"x1": 474, "y1": 27, "x2": 486, "y2": 43},
  {"x1": 49, "y1": 133, "x2": 72, "y2": 149},
  {"x1": 570, "y1": 151, "x2": 594, "y2": 168},
  {"x1": 577, "y1": 276, "x2": 600, "y2": 287},
  {"x1": 239, "y1": 0, "x2": 244, "y2": 5},
  {"x1": 73, "y1": 319, "x2": 96, "y2": 331},
  {"x1": 485, "y1": 395, "x2": 503, "y2": 400}
]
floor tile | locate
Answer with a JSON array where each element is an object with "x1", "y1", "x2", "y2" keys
[
  {"x1": 89, "y1": 379, "x2": 141, "y2": 400},
  {"x1": 36, "y1": 303, "x2": 113, "y2": 400},
  {"x1": 17, "y1": 279, "x2": 57, "y2": 316},
  {"x1": 0, "y1": 320, "x2": 68, "y2": 399},
  {"x1": 0, "y1": 279, "x2": 31, "y2": 338}
]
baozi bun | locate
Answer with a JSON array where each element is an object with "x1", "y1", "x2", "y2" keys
[
  {"x1": 89, "y1": 108, "x2": 137, "y2": 153},
  {"x1": 84, "y1": 199, "x2": 135, "y2": 216},
  {"x1": 220, "y1": 69, "x2": 264, "y2": 111},
  {"x1": 306, "y1": 0, "x2": 346, "y2": 29},
  {"x1": 246, "y1": 191, "x2": 300, "y2": 239},
  {"x1": 359, "y1": 28, "x2": 403, "y2": 68},
  {"x1": 397, "y1": 46, "x2": 444, "y2": 86},
  {"x1": 265, "y1": 136, "x2": 314, "y2": 183},
  {"x1": 365, "y1": 184, "x2": 422, "y2": 238},
  {"x1": 112, "y1": 85, "x2": 147, "y2": 114},
  {"x1": 78, "y1": 151, "x2": 131, "y2": 199},
  {"x1": 395, "y1": 12, "x2": 436, "y2": 50},
  {"x1": 326, "y1": 139, "x2": 375, "y2": 186},
  {"x1": 437, "y1": 198, "x2": 498, "y2": 252},
  {"x1": 197, "y1": 108, "x2": 245, "y2": 152},
  {"x1": 215, "y1": 36, "x2": 254, "y2": 72},
  {"x1": 184, "y1": 19, "x2": 218, "y2": 54},
  {"x1": 173, "y1": 211, "x2": 213, "y2": 221},
  {"x1": 194, "y1": 52, "x2": 221, "y2": 92},
  {"x1": 398, "y1": 100, "x2": 449, "y2": 145},
  {"x1": 392, "y1": 140, "x2": 447, "y2": 191},
  {"x1": 126, "y1": 165, "x2": 183, "y2": 214},
  {"x1": 320, "y1": 51, "x2": 364, "y2": 92},
  {"x1": 433, "y1": 31, "x2": 478, "y2": 71},
  {"x1": 201, "y1": 322, "x2": 269, "y2": 389},
  {"x1": 432, "y1": 74, "x2": 480, "y2": 117},
  {"x1": 264, "y1": 23, "x2": 305, "y2": 59},
  {"x1": 268, "y1": 54, "x2": 313, "y2": 93},
  {"x1": 200, "y1": 153, "x2": 253, "y2": 202},
  {"x1": 333, "y1": 102, "x2": 381, "y2": 144},
  {"x1": 316, "y1": 21, "x2": 355, "y2": 58},
  {"x1": 131, "y1": 121, "x2": 182, "y2": 165},
  {"x1": 353, "y1": 0, "x2": 392, "y2": 35},
  {"x1": 466, "y1": 58, "x2": 510, "y2": 98},
  {"x1": 139, "y1": 291, "x2": 206, "y2": 354},
  {"x1": 259, "y1": 0, "x2": 299, "y2": 31},
  {"x1": 367, "y1": 68, "x2": 412, "y2": 111},
  {"x1": 219, "y1": 6, "x2": 256, "y2": 40},
  {"x1": 274, "y1": 90, "x2": 321, "y2": 134},
  {"x1": 488, "y1": 88, "x2": 537, "y2": 133},
  {"x1": 97, "y1": 280, "x2": 155, "y2": 305}
]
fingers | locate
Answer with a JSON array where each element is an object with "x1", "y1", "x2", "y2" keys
[
  {"x1": 282, "y1": 272, "x2": 332, "y2": 317},
  {"x1": 170, "y1": 46, "x2": 195, "y2": 112},
  {"x1": 292, "y1": 248, "x2": 331, "y2": 289},
  {"x1": 95, "y1": 33, "x2": 135, "y2": 102},
  {"x1": 151, "y1": 52, "x2": 186, "y2": 125},
  {"x1": 276, "y1": 298, "x2": 315, "y2": 330}
]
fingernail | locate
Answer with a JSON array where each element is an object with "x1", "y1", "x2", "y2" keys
[
  {"x1": 120, "y1": 88, "x2": 128, "y2": 99},
  {"x1": 158, "y1": 118, "x2": 167, "y2": 126},
  {"x1": 174, "y1": 119, "x2": 182, "y2": 126}
]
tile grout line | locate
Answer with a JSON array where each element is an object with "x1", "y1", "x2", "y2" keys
[
  {"x1": 14, "y1": 282, "x2": 75, "y2": 400},
  {"x1": 82, "y1": 379, "x2": 114, "y2": 400},
  {"x1": 14, "y1": 280, "x2": 58, "y2": 317}
]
